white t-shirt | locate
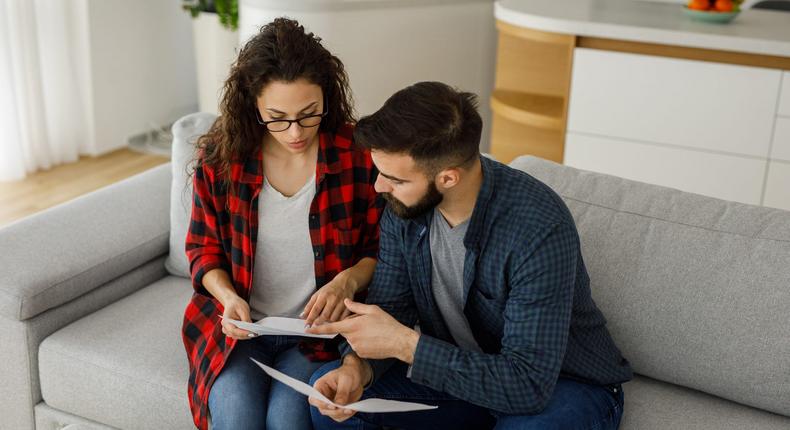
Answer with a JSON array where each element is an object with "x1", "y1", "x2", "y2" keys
[{"x1": 249, "y1": 173, "x2": 317, "y2": 320}]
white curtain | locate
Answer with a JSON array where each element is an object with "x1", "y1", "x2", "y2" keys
[{"x1": 0, "y1": 0, "x2": 90, "y2": 182}]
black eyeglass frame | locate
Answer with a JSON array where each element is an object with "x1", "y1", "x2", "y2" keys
[{"x1": 255, "y1": 108, "x2": 328, "y2": 132}]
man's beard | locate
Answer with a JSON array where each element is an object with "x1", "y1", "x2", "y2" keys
[{"x1": 382, "y1": 182, "x2": 443, "y2": 220}]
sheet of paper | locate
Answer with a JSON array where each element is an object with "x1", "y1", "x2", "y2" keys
[
  {"x1": 221, "y1": 316, "x2": 337, "y2": 339},
  {"x1": 251, "y1": 359, "x2": 438, "y2": 413}
]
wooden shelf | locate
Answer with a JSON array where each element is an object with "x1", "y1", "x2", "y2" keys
[
  {"x1": 490, "y1": 113, "x2": 564, "y2": 164},
  {"x1": 490, "y1": 90, "x2": 564, "y2": 130}
]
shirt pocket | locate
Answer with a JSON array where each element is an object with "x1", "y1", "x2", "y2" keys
[{"x1": 331, "y1": 224, "x2": 361, "y2": 262}]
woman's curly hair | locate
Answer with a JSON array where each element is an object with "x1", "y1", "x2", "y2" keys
[{"x1": 195, "y1": 17, "x2": 354, "y2": 183}]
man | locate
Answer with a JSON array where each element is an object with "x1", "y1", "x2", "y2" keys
[{"x1": 306, "y1": 81, "x2": 633, "y2": 429}]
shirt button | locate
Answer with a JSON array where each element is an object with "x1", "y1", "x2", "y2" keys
[{"x1": 315, "y1": 251, "x2": 320, "y2": 257}]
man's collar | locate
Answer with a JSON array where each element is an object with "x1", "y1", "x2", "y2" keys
[{"x1": 464, "y1": 155, "x2": 494, "y2": 250}]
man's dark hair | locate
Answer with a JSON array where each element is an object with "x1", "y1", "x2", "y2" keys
[{"x1": 354, "y1": 81, "x2": 482, "y2": 175}]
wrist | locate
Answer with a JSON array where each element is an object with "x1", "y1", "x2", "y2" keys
[
  {"x1": 342, "y1": 353, "x2": 372, "y2": 387},
  {"x1": 339, "y1": 268, "x2": 360, "y2": 294},
  {"x1": 398, "y1": 328, "x2": 420, "y2": 364}
]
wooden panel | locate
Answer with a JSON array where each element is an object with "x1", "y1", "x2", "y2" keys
[
  {"x1": 492, "y1": 20, "x2": 575, "y2": 164},
  {"x1": 494, "y1": 23, "x2": 575, "y2": 96},
  {"x1": 578, "y1": 37, "x2": 790, "y2": 71},
  {"x1": 0, "y1": 149, "x2": 168, "y2": 228},
  {"x1": 490, "y1": 90, "x2": 564, "y2": 130},
  {"x1": 779, "y1": 72, "x2": 790, "y2": 117},
  {"x1": 763, "y1": 161, "x2": 790, "y2": 211},
  {"x1": 772, "y1": 116, "x2": 790, "y2": 162},
  {"x1": 497, "y1": 21, "x2": 575, "y2": 46},
  {"x1": 564, "y1": 132, "x2": 766, "y2": 205},
  {"x1": 490, "y1": 113, "x2": 564, "y2": 164},
  {"x1": 568, "y1": 48, "x2": 781, "y2": 158}
]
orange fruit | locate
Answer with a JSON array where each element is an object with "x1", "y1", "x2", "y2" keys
[
  {"x1": 688, "y1": 0, "x2": 710, "y2": 10},
  {"x1": 715, "y1": 0, "x2": 734, "y2": 11}
]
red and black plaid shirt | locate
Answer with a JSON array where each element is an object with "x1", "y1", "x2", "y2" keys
[{"x1": 181, "y1": 124, "x2": 383, "y2": 429}]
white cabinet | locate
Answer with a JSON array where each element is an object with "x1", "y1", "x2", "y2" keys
[
  {"x1": 567, "y1": 48, "x2": 781, "y2": 158},
  {"x1": 779, "y1": 72, "x2": 790, "y2": 118},
  {"x1": 564, "y1": 132, "x2": 766, "y2": 205},
  {"x1": 565, "y1": 48, "x2": 787, "y2": 207},
  {"x1": 772, "y1": 117, "x2": 790, "y2": 162},
  {"x1": 764, "y1": 161, "x2": 790, "y2": 211}
]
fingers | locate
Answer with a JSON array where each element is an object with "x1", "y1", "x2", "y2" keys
[
  {"x1": 308, "y1": 395, "x2": 334, "y2": 411},
  {"x1": 301, "y1": 293, "x2": 318, "y2": 321},
  {"x1": 305, "y1": 295, "x2": 327, "y2": 326},
  {"x1": 343, "y1": 299, "x2": 377, "y2": 315},
  {"x1": 330, "y1": 301, "x2": 346, "y2": 322},
  {"x1": 221, "y1": 321, "x2": 254, "y2": 340},
  {"x1": 312, "y1": 371, "x2": 358, "y2": 422},
  {"x1": 341, "y1": 309, "x2": 352, "y2": 320},
  {"x1": 317, "y1": 296, "x2": 337, "y2": 324},
  {"x1": 237, "y1": 305, "x2": 252, "y2": 323},
  {"x1": 309, "y1": 396, "x2": 355, "y2": 422},
  {"x1": 334, "y1": 374, "x2": 353, "y2": 405},
  {"x1": 305, "y1": 318, "x2": 354, "y2": 335},
  {"x1": 309, "y1": 397, "x2": 354, "y2": 422}
]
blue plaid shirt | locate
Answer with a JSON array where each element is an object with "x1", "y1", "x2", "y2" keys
[{"x1": 351, "y1": 156, "x2": 632, "y2": 415}]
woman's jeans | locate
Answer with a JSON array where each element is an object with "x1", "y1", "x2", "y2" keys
[{"x1": 209, "y1": 335, "x2": 327, "y2": 430}]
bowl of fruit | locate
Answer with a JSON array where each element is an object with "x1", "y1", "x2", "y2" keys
[{"x1": 684, "y1": 0, "x2": 742, "y2": 23}]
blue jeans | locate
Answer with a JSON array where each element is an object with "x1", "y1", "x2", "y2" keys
[
  {"x1": 309, "y1": 361, "x2": 624, "y2": 430},
  {"x1": 209, "y1": 335, "x2": 327, "y2": 430}
]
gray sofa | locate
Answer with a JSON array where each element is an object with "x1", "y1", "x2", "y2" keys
[{"x1": 1, "y1": 113, "x2": 788, "y2": 429}]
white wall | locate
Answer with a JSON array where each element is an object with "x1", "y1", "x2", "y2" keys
[
  {"x1": 239, "y1": 0, "x2": 497, "y2": 151},
  {"x1": 80, "y1": 0, "x2": 198, "y2": 155}
]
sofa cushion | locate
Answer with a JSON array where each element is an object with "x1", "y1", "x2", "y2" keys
[
  {"x1": 39, "y1": 276, "x2": 195, "y2": 429},
  {"x1": 0, "y1": 164, "x2": 171, "y2": 321},
  {"x1": 165, "y1": 112, "x2": 218, "y2": 278},
  {"x1": 621, "y1": 375, "x2": 790, "y2": 429},
  {"x1": 35, "y1": 403, "x2": 115, "y2": 430},
  {"x1": 509, "y1": 156, "x2": 790, "y2": 417}
]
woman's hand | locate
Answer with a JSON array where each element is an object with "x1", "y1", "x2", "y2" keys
[
  {"x1": 220, "y1": 294, "x2": 256, "y2": 340},
  {"x1": 302, "y1": 271, "x2": 358, "y2": 326}
]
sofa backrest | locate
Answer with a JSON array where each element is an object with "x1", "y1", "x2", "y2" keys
[
  {"x1": 165, "y1": 112, "x2": 217, "y2": 278},
  {"x1": 509, "y1": 155, "x2": 790, "y2": 418}
]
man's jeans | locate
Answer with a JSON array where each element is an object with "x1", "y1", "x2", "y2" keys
[
  {"x1": 208, "y1": 335, "x2": 327, "y2": 430},
  {"x1": 309, "y1": 360, "x2": 624, "y2": 430}
]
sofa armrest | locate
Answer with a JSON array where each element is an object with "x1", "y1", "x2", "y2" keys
[{"x1": 0, "y1": 163, "x2": 172, "y2": 321}]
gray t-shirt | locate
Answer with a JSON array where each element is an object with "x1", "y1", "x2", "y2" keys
[
  {"x1": 249, "y1": 174, "x2": 317, "y2": 320},
  {"x1": 429, "y1": 209, "x2": 482, "y2": 352}
]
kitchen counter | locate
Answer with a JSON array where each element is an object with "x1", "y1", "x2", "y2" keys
[{"x1": 495, "y1": 0, "x2": 790, "y2": 57}]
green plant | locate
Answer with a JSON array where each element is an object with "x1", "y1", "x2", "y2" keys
[{"x1": 182, "y1": 0, "x2": 238, "y2": 31}]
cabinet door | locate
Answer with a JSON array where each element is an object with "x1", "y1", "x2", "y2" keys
[
  {"x1": 779, "y1": 72, "x2": 790, "y2": 117},
  {"x1": 565, "y1": 132, "x2": 766, "y2": 205},
  {"x1": 763, "y1": 161, "x2": 790, "y2": 211},
  {"x1": 772, "y1": 117, "x2": 790, "y2": 162},
  {"x1": 567, "y1": 48, "x2": 781, "y2": 158}
]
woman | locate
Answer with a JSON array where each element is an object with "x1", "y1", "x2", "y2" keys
[{"x1": 182, "y1": 18, "x2": 383, "y2": 430}]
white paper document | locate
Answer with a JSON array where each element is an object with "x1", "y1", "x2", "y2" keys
[
  {"x1": 251, "y1": 359, "x2": 438, "y2": 413},
  {"x1": 221, "y1": 316, "x2": 337, "y2": 339}
]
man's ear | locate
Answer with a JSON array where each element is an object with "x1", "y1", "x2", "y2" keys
[{"x1": 435, "y1": 168, "x2": 460, "y2": 190}]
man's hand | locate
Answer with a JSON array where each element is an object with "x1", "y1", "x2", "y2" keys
[
  {"x1": 309, "y1": 354, "x2": 371, "y2": 422},
  {"x1": 301, "y1": 270, "x2": 358, "y2": 326},
  {"x1": 307, "y1": 299, "x2": 420, "y2": 363}
]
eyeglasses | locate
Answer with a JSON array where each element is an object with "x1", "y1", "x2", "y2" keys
[{"x1": 255, "y1": 109, "x2": 328, "y2": 132}]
